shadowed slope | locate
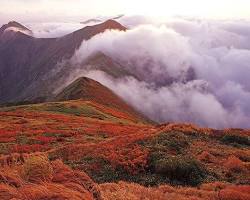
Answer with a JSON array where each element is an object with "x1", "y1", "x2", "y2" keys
[{"x1": 0, "y1": 20, "x2": 127, "y2": 103}]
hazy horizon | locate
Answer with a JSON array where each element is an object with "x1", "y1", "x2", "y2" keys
[{"x1": 1, "y1": 0, "x2": 250, "y2": 25}]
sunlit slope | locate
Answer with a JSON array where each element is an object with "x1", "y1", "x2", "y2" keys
[{"x1": 55, "y1": 77, "x2": 151, "y2": 124}]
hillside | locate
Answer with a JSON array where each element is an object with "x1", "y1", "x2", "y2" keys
[
  {"x1": 0, "y1": 96, "x2": 249, "y2": 199},
  {"x1": 1, "y1": 155, "x2": 249, "y2": 200}
]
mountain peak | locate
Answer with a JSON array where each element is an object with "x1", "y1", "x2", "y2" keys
[
  {"x1": 100, "y1": 19, "x2": 127, "y2": 31},
  {"x1": 55, "y1": 77, "x2": 119, "y2": 102},
  {"x1": 54, "y1": 77, "x2": 150, "y2": 123},
  {"x1": 64, "y1": 19, "x2": 126, "y2": 45},
  {"x1": 2, "y1": 21, "x2": 30, "y2": 31},
  {"x1": 0, "y1": 21, "x2": 32, "y2": 36},
  {"x1": 8, "y1": 21, "x2": 27, "y2": 28}
]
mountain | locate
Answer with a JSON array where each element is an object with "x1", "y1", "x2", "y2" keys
[
  {"x1": 81, "y1": 52, "x2": 135, "y2": 78},
  {"x1": 80, "y1": 15, "x2": 124, "y2": 25},
  {"x1": 0, "y1": 21, "x2": 32, "y2": 37},
  {"x1": 0, "y1": 20, "x2": 127, "y2": 104},
  {"x1": 55, "y1": 77, "x2": 151, "y2": 123},
  {"x1": 0, "y1": 18, "x2": 249, "y2": 200},
  {"x1": 55, "y1": 77, "x2": 128, "y2": 105}
]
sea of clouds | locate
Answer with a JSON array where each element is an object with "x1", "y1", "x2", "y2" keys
[{"x1": 28, "y1": 16, "x2": 250, "y2": 128}]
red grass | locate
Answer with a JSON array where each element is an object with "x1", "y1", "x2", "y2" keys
[
  {"x1": 0, "y1": 157, "x2": 101, "y2": 200},
  {"x1": 224, "y1": 155, "x2": 246, "y2": 173},
  {"x1": 0, "y1": 100, "x2": 249, "y2": 199}
]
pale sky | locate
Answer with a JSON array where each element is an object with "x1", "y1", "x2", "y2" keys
[{"x1": 0, "y1": 0, "x2": 250, "y2": 23}]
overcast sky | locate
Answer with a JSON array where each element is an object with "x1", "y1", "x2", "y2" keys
[{"x1": 1, "y1": 0, "x2": 250, "y2": 24}]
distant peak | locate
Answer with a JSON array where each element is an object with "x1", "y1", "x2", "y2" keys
[
  {"x1": 8, "y1": 21, "x2": 23, "y2": 26},
  {"x1": 5, "y1": 21, "x2": 30, "y2": 31},
  {"x1": 0, "y1": 21, "x2": 32, "y2": 36},
  {"x1": 104, "y1": 19, "x2": 119, "y2": 24},
  {"x1": 92, "y1": 19, "x2": 126, "y2": 32},
  {"x1": 75, "y1": 77, "x2": 94, "y2": 84},
  {"x1": 102, "y1": 19, "x2": 126, "y2": 30},
  {"x1": 71, "y1": 19, "x2": 126, "y2": 40}
]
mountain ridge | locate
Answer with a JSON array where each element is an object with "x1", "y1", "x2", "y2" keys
[{"x1": 0, "y1": 20, "x2": 128, "y2": 104}]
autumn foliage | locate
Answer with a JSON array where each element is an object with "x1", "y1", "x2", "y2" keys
[
  {"x1": 1, "y1": 156, "x2": 249, "y2": 200},
  {"x1": 100, "y1": 181, "x2": 250, "y2": 200},
  {"x1": 0, "y1": 156, "x2": 101, "y2": 200},
  {"x1": 224, "y1": 155, "x2": 246, "y2": 173},
  {"x1": 0, "y1": 100, "x2": 249, "y2": 199}
]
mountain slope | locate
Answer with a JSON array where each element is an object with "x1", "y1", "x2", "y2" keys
[
  {"x1": 54, "y1": 77, "x2": 151, "y2": 123},
  {"x1": 0, "y1": 101, "x2": 249, "y2": 187},
  {"x1": 0, "y1": 20, "x2": 127, "y2": 103}
]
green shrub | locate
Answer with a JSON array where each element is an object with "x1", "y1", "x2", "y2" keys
[
  {"x1": 140, "y1": 131, "x2": 190, "y2": 154},
  {"x1": 16, "y1": 133, "x2": 31, "y2": 145},
  {"x1": 0, "y1": 144, "x2": 9, "y2": 154},
  {"x1": 221, "y1": 134, "x2": 250, "y2": 147},
  {"x1": 129, "y1": 173, "x2": 166, "y2": 186},
  {"x1": 149, "y1": 154, "x2": 206, "y2": 186},
  {"x1": 137, "y1": 131, "x2": 208, "y2": 186},
  {"x1": 66, "y1": 156, "x2": 124, "y2": 183}
]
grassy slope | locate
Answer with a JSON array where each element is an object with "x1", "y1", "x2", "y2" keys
[
  {"x1": 0, "y1": 100, "x2": 249, "y2": 199},
  {"x1": 1, "y1": 156, "x2": 249, "y2": 200}
]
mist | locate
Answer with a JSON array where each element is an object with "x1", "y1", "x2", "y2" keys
[
  {"x1": 62, "y1": 18, "x2": 250, "y2": 128},
  {"x1": 25, "y1": 22, "x2": 84, "y2": 38}
]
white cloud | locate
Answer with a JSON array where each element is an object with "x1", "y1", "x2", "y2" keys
[
  {"x1": 67, "y1": 19, "x2": 250, "y2": 128},
  {"x1": 26, "y1": 22, "x2": 84, "y2": 38}
]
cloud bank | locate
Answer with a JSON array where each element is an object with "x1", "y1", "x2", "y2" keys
[
  {"x1": 25, "y1": 22, "x2": 84, "y2": 38},
  {"x1": 65, "y1": 18, "x2": 250, "y2": 128}
]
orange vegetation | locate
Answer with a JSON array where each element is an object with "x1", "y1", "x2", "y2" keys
[
  {"x1": 0, "y1": 155, "x2": 101, "y2": 200},
  {"x1": 0, "y1": 100, "x2": 249, "y2": 199},
  {"x1": 100, "y1": 181, "x2": 250, "y2": 200},
  {"x1": 1, "y1": 154, "x2": 249, "y2": 200},
  {"x1": 224, "y1": 155, "x2": 246, "y2": 173}
]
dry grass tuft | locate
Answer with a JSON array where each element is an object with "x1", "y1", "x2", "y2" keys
[
  {"x1": 0, "y1": 183, "x2": 18, "y2": 200},
  {"x1": 18, "y1": 183, "x2": 93, "y2": 200},
  {"x1": 21, "y1": 154, "x2": 53, "y2": 183},
  {"x1": 0, "y1": 156, "x2": 99, "y2": 200},
  {"x1": 0, "y1": 167, "x2": 23, "y2": 188},
  {"x1": 51, "y1": 159, "x2": 102, "y2": 200}
]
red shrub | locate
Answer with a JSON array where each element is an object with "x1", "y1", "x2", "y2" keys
[
  {"x1": 198, "y1": 151, "x2": 216, "y2": 163},
  {"x1": 34, "y1": 136, "x2": 56, "y2": 145},
  {"x1": 224, "y1": 156, "x2": 246, "y2": 173}
]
